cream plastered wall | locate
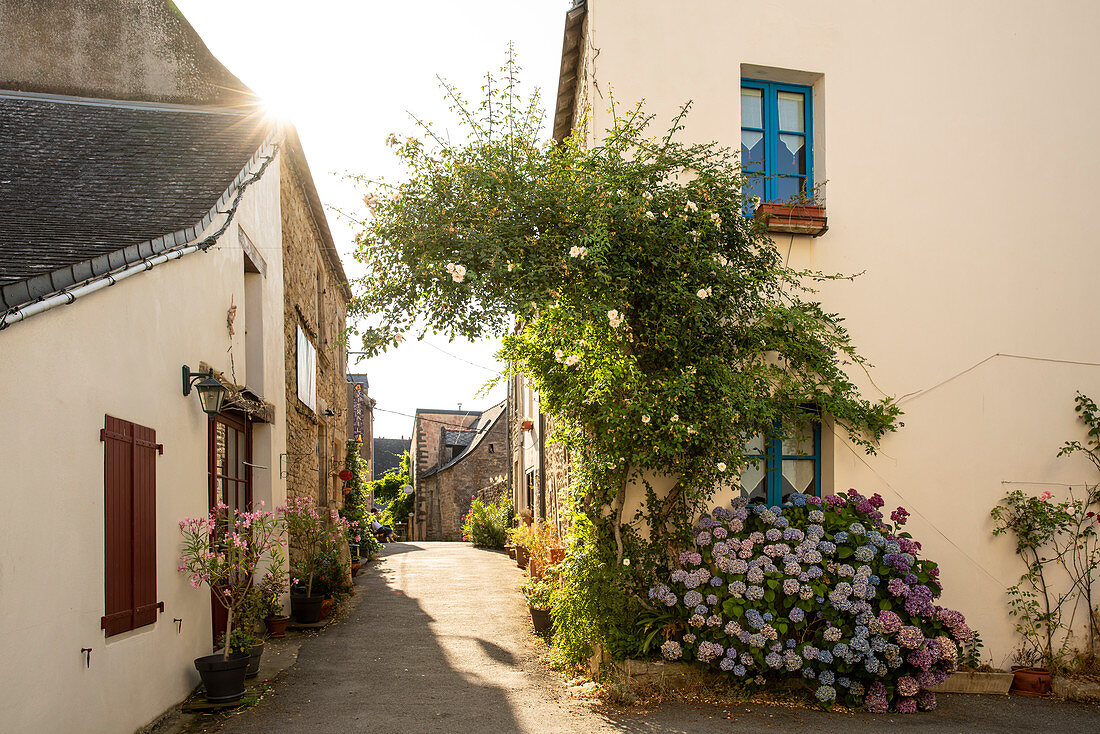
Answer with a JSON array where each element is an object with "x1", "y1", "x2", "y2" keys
[
  {"x1": 582, "y1": 0, "x2": 1100, "y2": 665},
  {"x1": 0, "y1": 152, "x2": 286, "y2": 733}
]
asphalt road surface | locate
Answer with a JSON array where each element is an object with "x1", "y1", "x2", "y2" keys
[{"x1": 212, "y1": 542, "x2": 1099, "y2": 733}]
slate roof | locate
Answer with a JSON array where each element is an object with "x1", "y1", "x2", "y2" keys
[
  {"x1": 422, "y1": 401, "x2": 506, "y2": 479},
  {"x1": 443, "y1": 430, "x2": 477, "y2": 448},
  {"x1": 373, "y1": 437, "x2": 410, "y2": 481},
  {"x1": 0, "y1": 90, "x2": 273, "y2": 311}
]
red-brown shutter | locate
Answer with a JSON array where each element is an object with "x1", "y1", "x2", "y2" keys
[
  {"x1": 102, "y1": 416, "x2": 134, "y2": 636},
  {"x1": 101, "y1": 416, "x2": 162, "y2": 636},
  {"x1": 132, "y1": 423, "x2": 160, "y2": 627}
]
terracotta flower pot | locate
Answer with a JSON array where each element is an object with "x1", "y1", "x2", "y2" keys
[
  {"x1": 754, "y1": 202, "x2": 828, "y2": 237},
  {"x1": 549, "y1": 547, "x2": 566, "y2": 565},
  {"x1": 516, "y1": 546, "x2": 529, "y2": 570},
  {"x1": 319, "y1": 598, "x2": 334, "y2": 620},
  {"x1": 1010, "y1": 666, "x2": 1052, "y2": 696},
  {"x1": 264, "y1": 615, "x2": 289, "y2": 638}
]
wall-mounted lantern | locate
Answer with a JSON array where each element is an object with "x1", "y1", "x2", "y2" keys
[{"x1": 182, "y1": 365, "x2": 227, "y2": 418}]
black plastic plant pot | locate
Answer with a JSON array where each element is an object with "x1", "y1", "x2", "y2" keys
[
  {"x1": 194, "y1": 652, "x2": 250, "y2": 703},
  {"x1": 291, "y1": 593, "x2": 325, "y2": 623},
  {"x1": 529, "y1": 606, "x2": 552, "y2": 636},
  {"x1": 246, "y1": 640, "x2": 264, "y2": 679}
]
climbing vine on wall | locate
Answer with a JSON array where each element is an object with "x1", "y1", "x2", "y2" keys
[{"x1": 350, "y1": 52, "x2": 899, "y2": 663}]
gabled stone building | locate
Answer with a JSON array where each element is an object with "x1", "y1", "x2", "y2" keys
[{"x1": 411, "y1": 403, "x2": 509, "y2": 541}]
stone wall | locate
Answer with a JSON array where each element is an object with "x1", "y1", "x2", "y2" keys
[
  {"x1": 0, "y1": 0, "x2": 255, "y2": 106},
  {"x1": 412, "y1": 410, "x2": 478, "y2": 538},
  {"x1": 280, "y1": 154, "x2": 348, "y2": 517}
]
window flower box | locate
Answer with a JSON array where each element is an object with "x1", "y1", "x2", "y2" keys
[{"x1": 755, "y1": 202, "x2": 828, "y2": 237}]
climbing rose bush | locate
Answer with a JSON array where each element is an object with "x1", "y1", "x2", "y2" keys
[{"x1": 649, "y1": 490, "x2": 973, "y2": 713}]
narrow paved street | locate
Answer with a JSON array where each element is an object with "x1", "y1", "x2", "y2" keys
[
  {"x1": 212, "y1": 543, "x2": 1099, "y2": 734},
  {"x1": 214, "y1": 542, "x2": 604, "y2": 733}
]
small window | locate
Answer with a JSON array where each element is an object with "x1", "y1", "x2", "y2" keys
[
  {"x1": 488, "y1": 443, "x2": 495, "y2": 454},
  {"x1": 741, "y1": 79, "x2": 813, "y2": 208},
  {"x1": 739, "y1": 420, "x2": 821, "y2": 506},
  {"x1": 297, "y1": 325, "x2": 317, "y2": 412}
]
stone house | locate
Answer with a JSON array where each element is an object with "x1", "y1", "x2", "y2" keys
[
  {"x1": 281, "y1": 130, "x2": 350, "y2": 513},
  {"x1": 550, "y1": 0, "x2": 1100, "y2": 664},
  {"x1": 412, "y1": 403, "x2": 509, "y2": 541},
  {"x1": 0, "y1": 2, "x2": 348, "y2": 730},
  {"x1": 508, "y1": 370, "x2": 569, "y2": 533}
]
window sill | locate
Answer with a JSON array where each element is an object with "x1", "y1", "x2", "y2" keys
[{"x1": 755, "y1": 203, "x2": 828, "y2": 238}]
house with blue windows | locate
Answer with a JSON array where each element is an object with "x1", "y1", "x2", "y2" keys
[{"x1": 550, "y1": 0, "x2": 1100, "y2": 665}]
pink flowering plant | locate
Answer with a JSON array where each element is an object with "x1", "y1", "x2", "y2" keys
[
  {"x1": 991, "y1": 392, "x2": 1100, "y2": 668},
  {"x1": 281, "y1": 496, "x2": 360, "y2": 597},
  {"x1": 178, "y1": 502, "x2": 286, "y2": 660},
  {"x1": 649, "y1": 490, "x2": 974, "y2": 713}
]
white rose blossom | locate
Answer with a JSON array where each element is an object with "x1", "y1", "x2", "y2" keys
[
  {"x1": 569, "y1": 245, "x2": 588, "y2": 259},
  {"x1": 717, "y1": 462, "x2": 727, "y2": 472},
  {"x1": 644, "y1": 211, "x2": 656, "y2": 220},
  {"x1": 641, "y1": 415, "x2": 651, "y2": 424},
  {"x1": 554, "y1": 349, "x2": 565, "y2": 362},
  {"x1": 697, "y1": 287, "x2": 712, "y2": 299},
  {"x1": 685, "y1": 200, "x2": 698, "y2": 212},
  {"x1": 564, "y1": 354, "x2": 580, "y2": 366}
]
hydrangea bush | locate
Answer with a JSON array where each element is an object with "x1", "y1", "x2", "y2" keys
[{"x1": 650, "y1": 490, "x2": 974, "y2": 713}]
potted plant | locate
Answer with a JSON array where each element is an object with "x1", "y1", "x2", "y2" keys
[
  {"x1": 178, "y1": 502, "x2": 285, "y2": 702},
  {"x1": 230, "y1": 587, "x2": 267, "y2": 678},
  {"x1": 257, "y1": 569, "x2": 289, "y2": 638},
  {"x1": 510, "y1": 521, "x2": 558, "y2": 578},
  {"x1": 282, "y1": 497, "x2": 328, "y2": 623},
  {"x1": 521, "y1": 573, "x2": 555, "y2": 636}
]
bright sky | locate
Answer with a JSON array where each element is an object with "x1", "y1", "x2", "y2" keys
[{"x1": 175, "y1": 0, "x2": 571, "y2": 438}]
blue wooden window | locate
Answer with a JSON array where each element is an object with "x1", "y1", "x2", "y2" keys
[
  {"x1": 741, "y1": 79, "x2": 813, "y2": 208},
  {"x1": 739, "y1": 421, "x2": 821, "y2": 506}
]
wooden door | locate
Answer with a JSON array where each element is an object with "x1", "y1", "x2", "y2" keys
[{"x1": 208, "y1": 412, "x2": 252, "y2": 647}]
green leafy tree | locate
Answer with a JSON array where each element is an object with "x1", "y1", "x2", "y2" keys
[
  {"x1": 374, "y1": 452, "x2": 413, "y2": 532},
  {"x1": 351, "y1": 53, "x2": 899, "y2": 662}
]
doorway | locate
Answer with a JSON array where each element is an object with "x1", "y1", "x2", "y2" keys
[{"x1": 208, "y1": 411, "x2": 252, "y2": 647}]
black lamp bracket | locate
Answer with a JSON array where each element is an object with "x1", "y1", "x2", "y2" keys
[{"x1": 182, "y1": 365, "x2": 215, "y2": 396}]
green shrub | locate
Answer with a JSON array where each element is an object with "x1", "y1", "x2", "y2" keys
[{"x1": 462, "y1": 495, "x2": 511, "y2": 549}]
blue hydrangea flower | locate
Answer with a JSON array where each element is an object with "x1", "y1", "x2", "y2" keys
[
  {"x1": 818, "y1": 670, "x2": 835, "y2": 685},
  {"x1": 684, "y1": 590, "x2": 703, "y2": 607},
  {"x1": 815, "y1": 684, "x2": 836, "y2": 703},
  {"x1": 765, "y1": 652, "x2": 782, "y2": 668},
  {"x1": 833, "y1": 532, "x2": 849, "y2": 544},
  {"x1": 733, "y1": 664, "x2": 747, "y2": 676},
  {"x1": 789, "y1": 607, "x2": 805, "y2": 623}
]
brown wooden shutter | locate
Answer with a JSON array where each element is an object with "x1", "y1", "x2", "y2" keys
[
  {"x1": 132, "y1": 423, "x2": 160, "y2": 627},
  {"x1": 101, "y1": 416, "x2": 162, "y2": 636}
]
